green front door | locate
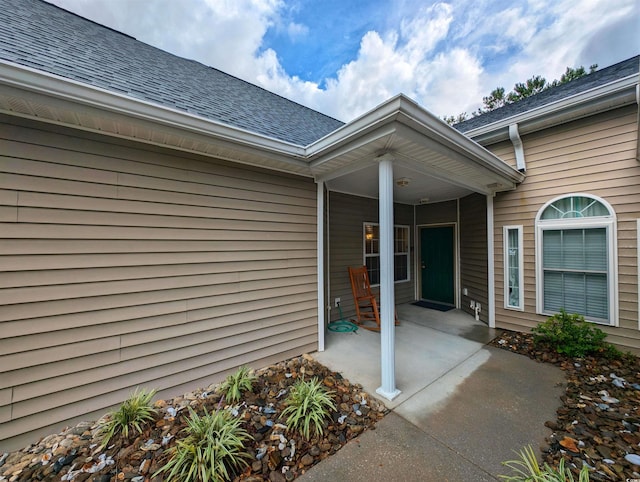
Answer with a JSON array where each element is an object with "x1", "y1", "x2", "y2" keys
[{"x1": 420, "y1": 226, "x2": 455, "y2": 304}]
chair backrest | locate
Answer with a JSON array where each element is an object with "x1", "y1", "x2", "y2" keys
[{"x1": 348, "y1": 266, "x2": 374, "y2": 299}]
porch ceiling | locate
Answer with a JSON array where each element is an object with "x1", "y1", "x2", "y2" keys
[{"x1": 307, "y1": 95, "x2": 525, "y2": 205}]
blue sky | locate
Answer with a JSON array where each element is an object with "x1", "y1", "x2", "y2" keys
[{"x1": 48, "y1": 0, "x2": 639, "y2": 122}]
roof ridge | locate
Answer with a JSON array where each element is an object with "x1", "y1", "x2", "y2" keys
[
  {"x1": 455, "y1": 55, "x2": 639, "y2": 132},
  {"x1": 43, "y1": 0, "x2": 136, "y2": 40}
]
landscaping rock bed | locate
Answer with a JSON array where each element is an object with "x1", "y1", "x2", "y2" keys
[
  {"x1": 0, "y1": 354, "x2": 387, "y2": 482},
  {"x1": 491, "y1": 330, "x2": 640, "y2": 481}
]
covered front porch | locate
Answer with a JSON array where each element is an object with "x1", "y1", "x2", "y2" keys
[{"x1": 309, "y1": 95, "x2": 525, "y2": 401}]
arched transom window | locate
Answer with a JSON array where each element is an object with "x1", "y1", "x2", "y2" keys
[{"x1": 535, "y1": 194, "x2": 617, "y2": 325}]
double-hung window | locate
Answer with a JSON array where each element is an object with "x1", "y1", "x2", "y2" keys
[
  {"x1": 363, "y1": 223, "x2": 410, "y2": 285},
  {"x1": 504, "y1": 226, "x2": 524, "y2": 310},
  {"x1": 535, "y1": 194, "x2": 616, "y2": 325}
]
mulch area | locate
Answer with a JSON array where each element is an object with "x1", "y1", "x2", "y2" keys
[
  {"x1": 490, "y1": 330, "x2": 640, "y2": 481},
  {"x1": 0, "y1": 354, "x2": 387, "y2": 482}
]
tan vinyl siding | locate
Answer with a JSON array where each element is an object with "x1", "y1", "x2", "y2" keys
[
  {"x1": 0, "y1": 116, "x2": 318, "y2": 448},
  {"x1": 328, "y1": 192, "x2": 414, "y2": 322},
  {"x1": 491, "y1": 105, "x2": 640, "y2": 350},
  {"x1": 487, "y1": 140, "x2": 517, "y2": 170},
  {"x1": 415, "y1": 200, "x2": 457, "y2": 225},
  {"x1": 459, "y1": 193, "x2": 488, "y2": 323}
]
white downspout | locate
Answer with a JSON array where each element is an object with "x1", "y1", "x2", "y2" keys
[
  {"x1": 509, "y1": 124, "x2": 526, "y2": 172},
  {"x1": 316, "y1": 181, "x2": 325, "y2": 352},
  {"x1": 376, "y1": 157, "x2": 401, "y2": 401},
  {"x1": 487, "y1": 194, "x2": 496, "y2": 328}
]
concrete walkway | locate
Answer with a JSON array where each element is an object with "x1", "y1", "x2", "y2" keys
[{"x1": 301, "y1": 304, "x2": 564, "y2": 481}]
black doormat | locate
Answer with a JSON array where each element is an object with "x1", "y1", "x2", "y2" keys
[{"x1": 412, "y1": 300, "x2": 454, "y2": 312}]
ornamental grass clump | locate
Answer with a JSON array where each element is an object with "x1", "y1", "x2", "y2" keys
[
  {"x1": 531, "y1": 309, "x2": 618, "y2": 358},
  {"x1": 281, "y1": 377, "x2": 336, "y2": 440},
  {"x1": 154, "y1": 406, "x2": 252, "y2": 482},
  {"x1": 500, "y1": 445, "x2": 590, "y2": 481},
  {"x1": 219, "y1": 365, "x2": 256, "y2": 403},
  {"x1": 98, "y1": 387, "x2": 157, "y2": 447}
]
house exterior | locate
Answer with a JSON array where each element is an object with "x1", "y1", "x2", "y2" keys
[
  {"x1": 456, "y1": 58, "x2": 640, "y2": 348},
  {"x1": 0, "y1": 0, "x2": 637, "y2": 449}
]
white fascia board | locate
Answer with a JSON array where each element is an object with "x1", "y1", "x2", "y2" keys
[
  {"x1": 306, "y1": 94, "x2": 404, "y2": 159},
  {"x1": 0, "y1": 60, "x2": 306, "y2": 159},
  {"x1": 308, "y1": 94, "x2": 524, "y2": 186},
  {"x1": 394, "y1": 97, "x2": 524, "y2": 184},
  {"x1": 465, "y1": 75, "x2": 639, "y2": 144}
]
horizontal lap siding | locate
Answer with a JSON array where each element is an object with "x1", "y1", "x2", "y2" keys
[
  {"x1": 0, "y1": 117, "x2": 318, "y2": 448},
  {"x1": 459, "y1": 193, "x2": 488, "y2": 323},
  {"x1": 328, "y1": 192, "x2": 414, "y2": 322},
  {"x1": 491, "y1": 105, "x2": 640, "y2": 349}
]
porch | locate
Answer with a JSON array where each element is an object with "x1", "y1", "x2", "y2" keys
[{"x1": 314, "y1": 303, "x2": 497, "y2": 409}]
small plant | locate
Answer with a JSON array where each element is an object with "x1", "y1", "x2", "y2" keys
[
  {"x1": 219, "y1": 365, "x2": 256, "y2": 403},
  {"x1": 281, "y1": 377, "x2": 336, "y2": 440},
  {"x1": 531, "y1": 309, "x2": 615, "y2": 358},
  {"x1": 154, "y1": 406, "x2": 252, "y2": 482},
  {"x1": 98, "y1": 387, "x2": 157, "y2": 447},
  {"x1": 500, "y1": 445, "x2": 590, "y2": 481}
]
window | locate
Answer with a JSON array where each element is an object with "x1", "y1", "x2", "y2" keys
[
  {"x1": 364, "y1": 223, "x2": 410, "y2": 285},
  {"x1": 504, "y1": 226, "x2": 523, "y2": 310},
  {"x1": 535, "y1": 194, "x2": 616, "y2": 325}
]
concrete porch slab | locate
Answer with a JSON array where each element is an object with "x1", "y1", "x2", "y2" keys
[{"x1": 314, "y1": 305, "x2": 496, "y2": 409}]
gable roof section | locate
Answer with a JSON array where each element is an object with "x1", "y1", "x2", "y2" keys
[
  {"x1": 456, "y1": 56, "x2": 639, "y2": 143},
  {"x1": 0, "y1": 0, "x2": 343, "y2": 147}
]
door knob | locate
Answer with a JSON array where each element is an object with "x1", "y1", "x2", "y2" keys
[{"x1": 421, "y1": 263, "x2": 426, "y2": 269}]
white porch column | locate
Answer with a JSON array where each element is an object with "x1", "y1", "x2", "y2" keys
[
  {"x1": 376, "y1": 158, "x2": 401, "y2": 401},
  {"x1": 486, "y1": 194, "x2": 496, "y2": 328},
  {"x1": 317, "y1": 181, "x2": 325, "y2": 351}
]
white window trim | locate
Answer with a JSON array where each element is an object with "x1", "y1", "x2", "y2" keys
[
  {"x1": 534, "y1": 193, "x2": 618, "y2": 326},
  {"x1": 363, "y1": 222, "x2": 410, "y2": 285},
  {"x1": 503, "y1": 225, "x2": 524, "y2": 311}
]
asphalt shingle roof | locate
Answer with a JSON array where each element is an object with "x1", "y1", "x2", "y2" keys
[
  {"x1": 455, "y1": 55, "x2": 640, "y2": 133},
  {"x1": 0, "y1": 0, "x2": 345, "y2": 146}
]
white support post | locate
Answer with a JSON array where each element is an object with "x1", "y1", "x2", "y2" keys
[
  {"x1": 317, "y1": 181, "x2": 325, "y2": 352},
  {"x1": 376, "y1": 158, "x2": 401, "y2": 401},
  {"x1": 487, "y1": 194, "x2": 496, "y2": 328}
]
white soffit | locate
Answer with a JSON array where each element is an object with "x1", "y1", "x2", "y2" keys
[{"x1": 309, "y1": 95, "x2": 524, "y2": 201}]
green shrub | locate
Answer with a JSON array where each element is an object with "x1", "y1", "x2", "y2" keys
[
  {"x1": 219, "y1": 365, "x2": 256, "y2": 403},
  {"x1": 154, "y1": 406, "x2": 252, "y2": 482},
  {"x1": 98, "y1": 387, "x2": 157, "y2": 447},
  {"x1": 281, "y1": 377, "x2": 336, "y2": 440},
  {"x1": 531, "y1": 309, "x2": 615, "y2": 358},
  {"x1": 500, "y1": 445, "x2": 589, "y2": 481}
]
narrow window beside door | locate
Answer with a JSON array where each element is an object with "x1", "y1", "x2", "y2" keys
[
  {"x1": 363, "y1": 223, "x2": 410, "y2": 285},
  {"x1": 504, "y1": 225, "x2": 523, "y2": 310}
]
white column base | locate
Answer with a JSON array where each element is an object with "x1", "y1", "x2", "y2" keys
[{"x1": 376, "y1": 386, "x2": 402, "y2": 401}]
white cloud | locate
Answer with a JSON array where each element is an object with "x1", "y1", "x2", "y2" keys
[
  {"x1": 48, "y1": 0, "x2": 639, "y2": 123},
  {"x1": 287, "y1": 22, "x2": 309, "y2": 41}
]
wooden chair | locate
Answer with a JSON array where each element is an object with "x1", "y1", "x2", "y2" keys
[{"x1": 348, "y1": 266, "x2": 399, "y2": 332}]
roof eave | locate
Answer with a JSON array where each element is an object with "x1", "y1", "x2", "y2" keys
[
  {"x1": 463, "y1": 74, "x2": 639, "y2": 145},
  {"x1": 0, "y1": 60, "x2": 311, "y2": 173}
]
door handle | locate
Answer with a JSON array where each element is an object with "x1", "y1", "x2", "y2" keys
[{"x1": 421, "y1": 263, "x2": 426, "y2": 269}]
